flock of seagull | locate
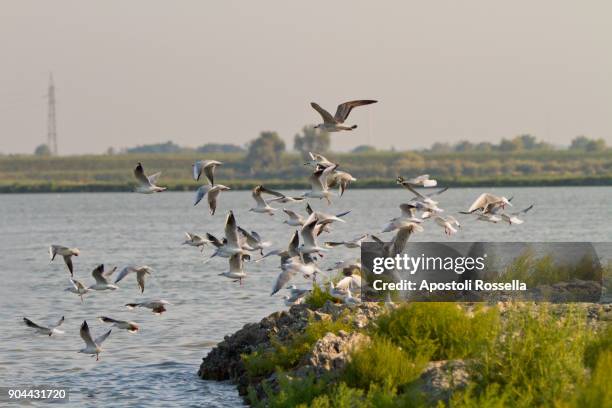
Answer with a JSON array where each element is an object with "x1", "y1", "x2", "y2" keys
[{"x1": 23, "y1": 99, "x2": 534, "y2": 361}]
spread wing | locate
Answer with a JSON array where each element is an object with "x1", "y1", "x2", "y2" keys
[
  {"x1": 136, "y1": 270, "x2": 147, "y2": 293},
  {"x1": 258, "y1": 186, "x2": 285, "y2": 198},
  {"x1": 334, "y1": 100, "x2": 377, "y2": 123},
  {"x1": 300, "y1": 219, "x2": 318, "y2": 248},
  {"x1": 310, "y1": 102, "x2": 336, "y2": 124},
  {"x1": 92, "y1": 264, "x2": 108, "y2": 284},
  {"x1": 95, "y1": 329, "x2": 112, "y2": 346},
  {"x1": 229, "y1": 253, "x2": 243, "y2": 273},
  {"x1": 80, "y1": 321, "x2": 96, "y2": 348},
  {"x1": 467, "y1": 193, "x2": 498, "y2": 213},
  {"x1": 63, "y1": 256, "x2": 74, "y2": 276},
  {"x1": 114, "y1": 266, "x2": 135, "y2": 284},
  {"x1": 224, "y1": 211, "x2": 240, "y2": 247},
  {"x1": 208, "y1": 188, "x2": 221, "y2": 215},
  {"x1": 23, "y1": 318, "x2": 46, "y2": 330},
  {"x1": 52, "y1": 316, "x2": 65, "y2": 329},
  {"x1": 147, "y1": 172, "x2": 162, "y2": 185},
  {"x1": 194, "y1": 185, "x2": 213, "y2": 206},
  {"x1": 271, "y1": 267, "x2": 296, "y2": 295},
  {"x1": 288, "y1": 230, "x2": 300, "y2": 255},
  {"x1": 134, "y1": 163, "x2": 151, "y2": 186}
]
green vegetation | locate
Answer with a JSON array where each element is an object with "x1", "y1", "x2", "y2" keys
[
  {"x1": 1, "y1": 143, "x2": 610, "y2": 192},
  {"x1": 246, "y1": 302, "x2": 611, "y2": 408}
]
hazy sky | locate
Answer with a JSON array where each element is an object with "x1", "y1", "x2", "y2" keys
[{"x1": 0, "y1": 1, "x2": 610, "y2": 154}]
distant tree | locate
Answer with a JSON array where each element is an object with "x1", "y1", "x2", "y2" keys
[
  {"x1": 474, "y1": 142, "x2": 493, "y2": 152},
  {"x1": 246, "y1": 131, "x2": 286, "y2": 170},
  {"x1": 34, "y1": 144, "x2": 51, "y2": 156},
  {"x1": 293, "y1": 126, "x2": 330, "y2": 158},
  {"x1": 515, "y1": 134, "x2": 538, "y2": 150},
  {"x1": 498, "y1": 138, "x2": 521, "y2": 152},
  {"x1": 126, "y1": 141, "x2": 182, "y2": 154},
  {"x1": 196, "y1": 143, "x2": 245, "y2": 154},
  {"x1": 429, "y1": 142, "x2": 452, "y2": 153},
  {"x1": 352, "y1": 145, "x2": 376, "y2": 153},
  {"x1": 570, "y1": 136, "x2": 606, "y2": 152},
  {"x1": 454, "y1": 141, "x2": 474, "y2": 152}
]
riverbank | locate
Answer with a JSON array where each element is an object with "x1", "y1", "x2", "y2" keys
[
  {"x1": 199, "y1": 300, "x2": 611, "y2": 407},
  {"x1": 1, "y1": 175, "x2": 611, "y2": 193}
]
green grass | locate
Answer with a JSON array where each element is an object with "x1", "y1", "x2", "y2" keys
[{"x1": 248, "y1": 303, "x2": 610, "y2": 408}]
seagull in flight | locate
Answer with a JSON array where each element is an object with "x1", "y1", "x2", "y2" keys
[
  {"x1": 49, "y1": 245, "x2": 80, "y2": 276},
  {"x1": 79, "y1": 320, "x2": 111, "y2": 361},
  {"x1": 303, "y1": 164, "x2": 337, "y2": 204},
  {"x1": 194, "y1": 184, "x2": 231, "y2": 215},
  {"x1": 397, "y1": 174, "x2": 437, "y2": 187},
  {"x1": 493, "y1": 204, "x2": 534, "y2": 225},
  {"x1": 311, "y1": 100, "x2": 378, "y2": 132},
  {"x1": 327, "y1": 169, "x2": 357, "y2": 196},
  {"x1": 192, "y1": 160, "x2": 222, "y2": 185},
  {"x1": 182, "y1": 232, "x2": 210, "y2": 251},
  {"x1": 23, "y1": 316, "x2": 64, "y2": 336},
  {"x1": 65, "y1": 278, "x2": 90, "y2": 302},
  {"x1": 325, "y1": 234, "x2": 369, "y2": 249},
  {"x1": 303, "y1": 152, "x2": 335, "y2": 168},
  {"x1": 89, "y1": 264, "x2": 119, "y2": 291},
  {"x1": 125, "y1": 299, "x2": 171, "y2": 315},
  {"x1": 434, "y1": 215, "x2": 461, "y2": 235},
  {"x1": 219, "y1": 253, "x2": 248, "y2": 284},
  {"x1": 238, "y1": 227, "x2": 271, "y2": 255},
  {"x1": 461, "y1": 193, "x2": 512, "y2": 215},
  {"x1": 114, "y1": 265, "x2": 153, "y2": 294},
  {"x1": 249, "y1": 185, "x2": 281, "y2": 215},
  {"x1": 98, "y1": 316, "x2": 139, "y2": 333},
  {"x1": 133, "y1": 162, "x2": 166, "y2": 193},
  {"x1": 282, "y1": 209, "x2": 306, "y2": 227}
]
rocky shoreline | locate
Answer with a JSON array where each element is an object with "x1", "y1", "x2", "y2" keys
[{"x1": 198, "y1": 300, "x2": 611, "y2": 406}]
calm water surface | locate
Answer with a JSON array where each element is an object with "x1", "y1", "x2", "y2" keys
[{"x1": 0, "y1": 187, "x2": 610, "y2": 407}]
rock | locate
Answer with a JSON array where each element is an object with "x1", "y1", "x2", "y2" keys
[
  {"x1": 418, "y1": 360, "x2": 470, "y2": 404},
  {"x1": 301, "y1": 331, "x2": 370, "y2": 375}
]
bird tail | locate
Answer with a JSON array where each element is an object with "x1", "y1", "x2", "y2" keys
[{"x1": 350, "y1": 125, "x2": 358, "y2": 130}]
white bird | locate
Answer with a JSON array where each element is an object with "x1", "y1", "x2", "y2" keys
[
  {"x1": 238, "y1": 227, "x2": 271, "y2": 255},
  {"x1": 382, "y1": 217, "x2": 423, "y2": 233},
  {"x1": 282, "y1": 209, "x2": 306, "y2": 226},
  {"x1": 397, "y1": 178, "x2": 446, "y2": 208},
  {"x1": 303, "y1": 152, "x2": 335, "y2": 168},
  {"x1": 98, "y1": 316, "x2": 139, "y2": 333},
  {"x1": 398, "y1": 174, "x2": 437, "y2": 187},
  {"x1": 182, "y1": 232, "x2": 210, "y2": 251},
  {"x1": 23, "y1": 316, "x2": 64, "y2": 336},
  {"x1": 327, "y1": 170, "x2": 357, "y2": 196},
  {"x1": 336, "y1": 270, "x2": 362, "y2": 291},
  {"x1": 49, "y1": 245, "x2": 80, "y2": 276},
  {"x1": 218, "y1": 253, "x2": 247, "y2": 284},
  {"x1": 299, "y1": 218, "x2": 327, "y2": 255},
  {"x1": 114, "y1": 265, "x2": 152, "y2": 294},
  {"x1": 495, "y1": 204, "x2": 534, "y2": 225},
  {"x1": 302, "y1": 164, "x2": 337, "y2": 204},
  {"x1": 88, "y1": 264, "x2": 119, "y2": 291},
  {"x1": 192, "y1": 160, "x2": 222, "y2": 185},
  {"x1": 271, "y1": 257, "x2": 321, "y2": 295},
  {"x1": 344, "y1": 288, "x2": 361, "y2": 305},
  {"x1": 215, "y1": 211, "x2": 249, "y2": 257},
  {"x1": 434, "y1": 215, "x2": 461, "y2": 235},
  {"x1": 133, "y1": 162, "x2": 166, "y2": 193},
  {"x1": 306, "y1": 203, "x2": 350, "y2": 227},
  {"x1": 194, "y1": 184, "x2": 231, "y2": 215},
  {"x1": 125, "y1": 300, "x2": 171, "y2": 315},
  {"x1": 65, "y1": 278, "x2": 90, "y2": 302},
  {"x1": 325, "y1": 234, "x2": 369, "y2": 249},
  {"x1": 249, "y1": 185, "x2": 279, "y2": 215},
  {"x1": 311, "y1": 100, "x2": 378, "y2": 132},
  {"x1": 462, "y1": 193, "x2": 512, "y2": 215},
  {"x1": 79, "y1": 320, "x2": 111, "y2": 361},
  {"x1": 284, "y1": 285, "x2": 311, "y2": 305}
]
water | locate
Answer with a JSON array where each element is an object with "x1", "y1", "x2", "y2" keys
[{"x1": 0, "y1": 187, "x2": 610, "y2": 407}]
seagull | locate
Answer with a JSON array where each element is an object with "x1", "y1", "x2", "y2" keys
[
  {"x1": 125, "y1": 300, "x2": 171, "y2": 315},
  {"x1": 257, "y1": 230, "x2": 301, "y2": 264},
  {"x1": 284, "y1": 285, "x2": 311, "y2": 305},
  {"x1": 325, "y1": 234, "x2": 369, "y2": 249},
  {"x1": 382, "y1": 217, "x2": 424, "y2": 233},
  {"x1": 217, "y1": 211, "x2": 249, "y2": 257},
  {"x1": 238, "y1": 227, "x2": 271, "y2": 255},
  {"x1": 302, "y1": 164, "x2": 337, "y2": 204},
  {"x1": 344, "y1": 288, "x2": 361, "y2": 305},
  {"x1": 218, "y1": 253, "x2": 247, "y2": 284},
  {"x1": 114, "y1": 265, "x2": 152, "y2": 294},
  {"x1": 271, "y1": 257, "x2": 321, "y2": 295},
  {"x1": 299, "y1": 218, "x2": 328, "y2": 255},
  {"x1": 397, "y1": 178, "x2": 445, "y2": 207},
  {"x1": 311, "y1": 100, "x2": 378, "y2": 132},
  {"x1": 249, "y1": 185, "x2": 280, "y2": 215},
  {"x1": 303, "y1": 152, "x2": 335, "y2": 168},
  {"x1": 335, "y1": 269, "x2": 362, "y2": 291},
  {"x1": 182, "y1": 232, "x2": 210, "y2": 251},
  {"x1": 98, "y1": 316, "x2": 139, "y2": 333},
  {"x1": 461, "y1": 193, "x2": 512, "y2": 215},
  {"x1": 327, "y1": 170, "x2": 357, "y2": 196},
  {"x1": 65, "y1": 278, "x2": 90, "y2": 302},
  {"x1": 398, "y1": 174, "x2": 437, "y2": 187},
  {"x1": 49, "y1": 245, "x2": 80, "y2": 276},
  {"x1": 133, "y1": 162, "x2": 166, "y2": 193},
  {"x1": 194, "y1": 184, "x2": 231, "y2": 215},
  {"x1": 79, "y1": 320, "x2": 111, "y2": 361},
  {"x1": 88, "y1": 264, "x2": 119, "y2": 291},
  {"x1": 434, "y1": 215, "x2": 461, "y2": 235},
  {"x1": 306, "y1": 203, "x2": 350, "y2": 226},
  {"x1": 192, "y1": 160, "x2": 222, "y2": 185},
  {"x1": 494, "y1": 204, "x2": 534, "y2": 225},
  {"x1": 23, "y1": 316, "x2": 64, "y2": 336},
  {"x1": 282, "y1": 209, "x2": 306, "y2": 226}
]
